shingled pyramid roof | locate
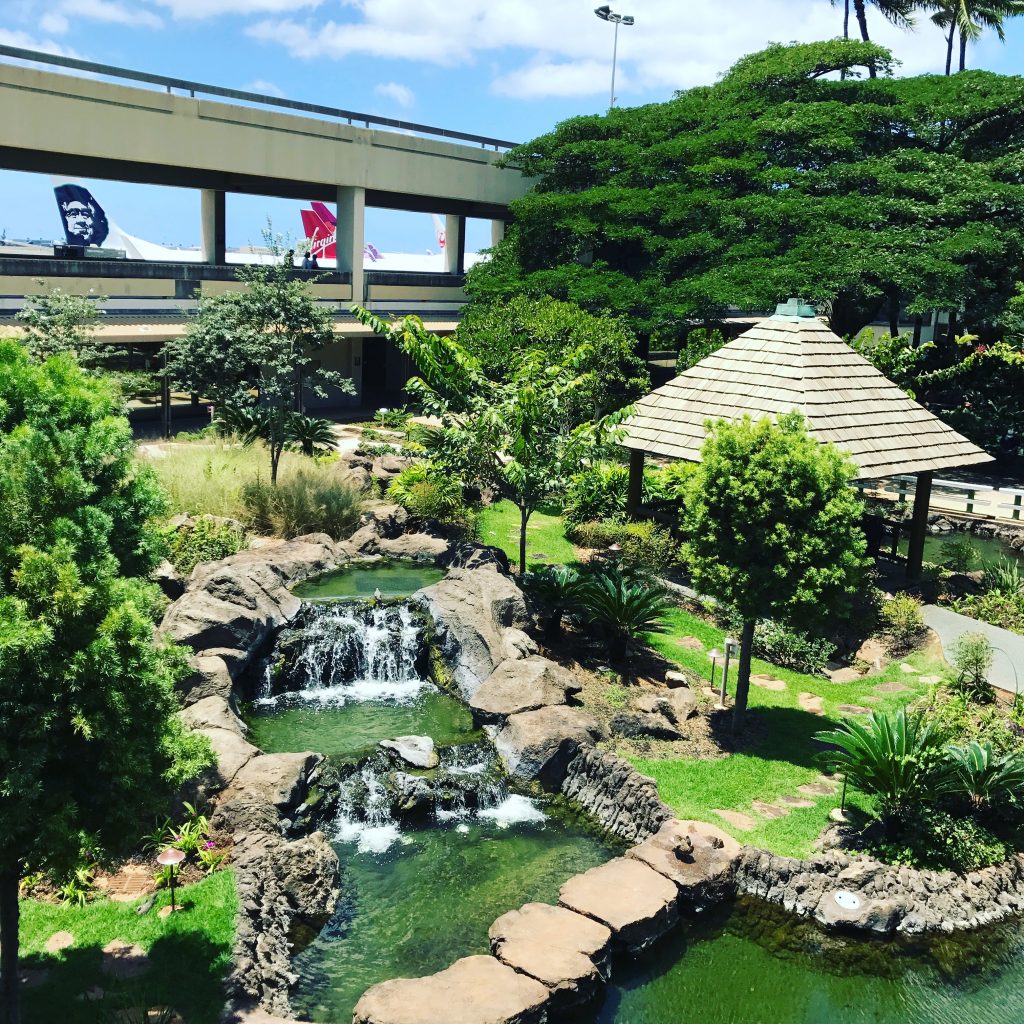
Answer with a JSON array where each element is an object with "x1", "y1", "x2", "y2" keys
[{"x1": 621, "y1": 314, "x2": 992, "y2": 480}]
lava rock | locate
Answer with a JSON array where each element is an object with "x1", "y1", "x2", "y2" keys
[
  {"x1": 380, "y1": 735, "x2": 439, "y2": 770},
  {"x1": 470, "y1": 656, "x2": 582, "y2": 724},
  {"x1": 492, "y1": 706, "x2": 604, "y2": 788}
]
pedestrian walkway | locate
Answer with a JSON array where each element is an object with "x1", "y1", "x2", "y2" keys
[{"x1": 922, "y1": 604, "x2": 1023, "y2": 695}]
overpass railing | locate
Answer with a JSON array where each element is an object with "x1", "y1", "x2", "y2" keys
[{"x1": 0, "y1": 45, "x2": 519, "y2": 152}]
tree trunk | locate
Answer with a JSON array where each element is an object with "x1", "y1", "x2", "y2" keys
[
  {"x1": 959, "y1": 29, "x2": 968, "y2": 72},
  {"x1": 731, "y1": 619, "x2": 756, "y2": 735},
  {"x1": 270, "y1": 445, "x2": 281, "y2": 486},
  {"x1": 518, "y1": 506, "x2": 530, "y2": 576},
  {"x1": 609, "y1": 632, "x2": 627, "y2": 662},
  {"x1": 853, "y1": 0, "x2": 877, "y2": 77},
  {"x1": 0, "y1": 870, "x2": 20, "y2": 1024},
  {"x1": 912, "y1": 315, "x2": 923, "y2": 348},
  {"x1": 843, "y1": 0, "x2": 850, "y2": 39},
  {"x1": 888, "y1": 293, "x2": 900, "y2": 339},
  {"x1": 945, "y1": 25, "x2": 955, "y2": 75}
]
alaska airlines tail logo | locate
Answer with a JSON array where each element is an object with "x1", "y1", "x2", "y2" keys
[{"x1": 54, "y1": 183, "x2": 109, "y2": 247}]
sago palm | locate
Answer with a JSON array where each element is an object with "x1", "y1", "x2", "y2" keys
[
  {"x1": 814, "y1": 709, "x2": 951, "y2": 829},
  {"x1": 286, "y1": 413, "x2": 337, "y2": 457},
  {"x1": 526, "y1": 565, "x2": 590, "y2": 639},
  {"x1": 946, "y1": 740, "x2": 1024, "y2": 811},
  {"x1": 580, "y1": 569, "x2": 669, "y2": 661}
]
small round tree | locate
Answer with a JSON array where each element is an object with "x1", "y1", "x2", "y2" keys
[
  {"x1": 0, "y1": 343, "x2": 210, "y2": 1024},
  {"x1": 682, "y1": 412, "x2": 868, "y2": 732}
]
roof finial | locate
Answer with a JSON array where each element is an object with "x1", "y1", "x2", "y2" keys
[{"x1": 773, "y1": 297, "x2": 817, "y2": 319}]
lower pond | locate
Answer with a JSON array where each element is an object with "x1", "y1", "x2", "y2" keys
[
  {"x1": 897, "y1": 531, "x2": 1021, "y2": 568},
  {"x1": 597, "y1": 897, "x2": 1024, "y2": 1024}
]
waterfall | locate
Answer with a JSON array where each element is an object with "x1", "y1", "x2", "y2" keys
[{"x1": 335, "y1": 764, "x2": 404, "y2": 854}]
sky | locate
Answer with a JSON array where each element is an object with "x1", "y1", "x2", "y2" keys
[{"x1": 2, "y1": 0, "x2": 1024, "y2": 253}]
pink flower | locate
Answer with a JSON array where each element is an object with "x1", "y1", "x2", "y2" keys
[{"x1": 203, "y1": 841, "x2": 216, "y2": 850}]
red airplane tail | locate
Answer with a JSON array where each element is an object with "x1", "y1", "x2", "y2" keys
[{"x1": 301, "y1": 207, "x2": 336, "y2": 260}]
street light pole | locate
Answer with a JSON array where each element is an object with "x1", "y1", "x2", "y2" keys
[{"x1": 594, "y1": 6, "x2": 635, "y2": 109}]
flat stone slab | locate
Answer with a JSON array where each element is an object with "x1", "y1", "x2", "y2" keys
[
  {"x1": 751, "y1": 800, "x2": 789, "y2": 820},
  {"x1": 777, "y1": 794, "x2": 815, "y2": 809},
  {"x1": 489, "y1": 902, "x2": 611, "y2": 1008},
  {"x1": 44, "y1": 931, "x2": 74, "y2": 953},
  {"x1": 558, "y1": 857, "x2": 678, "y2": 951},
  {"x1": 798, "y1": 692, "x2": 824, "y2": 715},
  {"x1": 899, "y1": 663, "x2": 920, "y2": 674},
  {"x1": 838, "y1": 704, "x2": 871, "y2": 716},
  {"x1": 470, "y1": 656, "x2": 581, "y2": 723},
  {"x1": 677, "y1": 636, "x2": 705, "y2": 651},
  {"x1": 873, "y1": 681, "x2": 910, "y2": 694},
  {"x1": 826, "y1": 667, "x2": 863, "y2": 683},
  {"x1": 798, "y1": 781, "x2": 837, "y2": 798},
  {"x1": 352, "y1": 954, "x2": 549, "y2": 1024},
  {"x1": 751, "y1": 674, "x2": 787, "y2": 691},
  {"x1": 379, "y1": 735, "x2": 438, "y2": 769},
  {"x1": 919, "y1": 674, "x2": 943, "y2": 684},
  {"x1": 712, "y1": 808, "x2": 755, "y2": 831},
  {"x1": 101, "y1": 940, "x2": 149, "y2": 980}
]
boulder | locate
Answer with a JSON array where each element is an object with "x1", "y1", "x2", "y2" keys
[
  {"x1": 199, "y1": 727, "x2": 259, "y2": 790},
  {"x1": 814, "y1": 890, "x2": 905, "y2": 936},
  {"x1": 153, "y1": 559, "x2": 185, "y2": 600},
  {"x1": 391, "y1": 772, "x2": 434, "y2": 814},
  {"x1": 610, "y1": 711, "x2": 681, "y2": 741},
  {"x1": 177, "y1": 654, "x2": 234, "y2": 706},
  {"x1": 380, "y1": 736, "x2": 439, "y2": 770},
  {"x1": 352, "y1": 955, "x2": 550, "y2": 1024},
  {"x1": 371, "y1": 454, "x2": 415, "y2": 485},
  {"x1": 470, "y1": 656, "x2": 581, "y2": 724},
  {"x1": 492, "y1": 706, "x2": 604, "y2": 787},
  {"x1": 489, "y1": 902, "x2": 611, "y2": 1009},
  {"x1": 228, "y1": 752, "x2": 322, "y2": 815},
  {"x1": 415, "y1": 567, "x2": 535, "y2": 699},
  {"x1": 438, "y1": 543, "x2": 511, "y2": 574},
  {"x1": 558, "y1": 857, "x2": 679, "y2": 951},
  {"x1": 180, "y1": 695, "x2": 245, "y2": 738},
  {"x1": 636, "y1": 689, "x2": 698, "y2": 725}
]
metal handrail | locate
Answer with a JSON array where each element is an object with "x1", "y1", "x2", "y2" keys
[{"x1": 0, "y1": 44, "x2": 520, "y2": 152}]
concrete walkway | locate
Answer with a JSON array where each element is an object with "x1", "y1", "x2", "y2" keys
[{"x1": 922, "y1": 604, "x2": 1024, "y2": 695}]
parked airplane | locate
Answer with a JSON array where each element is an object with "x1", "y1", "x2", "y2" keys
[{"x1": 52, "y1": 180, "x2": 481, "y2": 271}]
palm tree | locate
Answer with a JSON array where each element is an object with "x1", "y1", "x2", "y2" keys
[
  {"x1": 844, "y1": 0, "x2": 918, "y2": 77},
  {"x1": 831, "y1": 0, "x2": 852, "y2": 38},
  {"x1": 931, "y1": 1, "x2": 1024, "y2": 73}
]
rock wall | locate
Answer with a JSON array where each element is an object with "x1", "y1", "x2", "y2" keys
[
  {"x1": 735, "y1": 847, "x2": 1024, "y2": 936},
  {"x1": 560, "y1": 747, "x2": 674, "y2": 844}
]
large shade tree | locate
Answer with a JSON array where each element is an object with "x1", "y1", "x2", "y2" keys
[
  {"x1": 0, "y1": 343, "x2": 210, "y2": 1024},
  {"x1": 681, "y1": 413, "x2": 869, "y2": 733},
  {"x1": 352, "y1": 307, "x2": 630, "y2": 573},
  {"x1": 469, "y1": 39, "x2": 1024, "y2": 347}
]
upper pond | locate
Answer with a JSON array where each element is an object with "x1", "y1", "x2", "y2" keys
[{"x1": 291, "y1": 561, "x2": 445, "y2": 601}]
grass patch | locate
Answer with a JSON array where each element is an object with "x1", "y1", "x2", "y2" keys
[
  {"x1": 477, "y1": 500, "x2": 579, "y2": 570},
  {"x1": 628, "y1": 606, "x2": 943, "y2": 858},
  {"x1": 19, "y1": 870, "x2": 236, "y2": 1024}
]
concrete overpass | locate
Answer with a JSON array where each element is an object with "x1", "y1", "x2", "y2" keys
[{"x1": 0, "y1": 45, "x2": 528, "y2": 296}]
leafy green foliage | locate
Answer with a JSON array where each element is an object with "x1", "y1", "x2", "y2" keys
[
  {"x1": 870, "y1": 806, "x2": 1009, "y2": 872},
  {"x1": 946, "y1": 740, "x2": 1024, "y2": 810},
  {"x1": 15, "y1": 288, "x2": 105, "y2": 363},
  {"x1": 352, "y1": 308, "x2": 631, "y2": 573},
  {"x1": 375, "y1": 405, "x2": 411, "y2": 429},
  {"x1": 984, "y1": 556, "x2": 1024, "y2": 598},
  {"x1": 471, "y1": 39, "x2": 1024, "y2": 345},
  {"x1": 815, "y1": 709, "x2": 950, "y2": 825},
  {"x1": 162, "y1": 515, "x2": 246, "y2": 577},
  {"x1": 525, "y1": 565, "x2": 591, "y2": 638},
  {"x1": 951, "y1": 589, "x2": 1024, "y2": 632},
  {"x1": 682, "y1": 413, "x2": 867, "y2": 729},
  {"x1": 563, "y1": 463, "x2": 628, "y2": 530},
  {"x1": 166, "y1": 262, "x2": 353, "y2": 482},
  {"x1": 55, "y1": 863, "x2": 97, "y2": 908},
  {"x1": 286, "y1": 413, "x2": 337, "y2": 457},
  {"x1": 940, "y1": 536, "x2": 980, "y2": 572},
  {"x1": 241, "y1": 465, "x2": 363, "y2": 539},
  {"x1": 579, "y1": 569, "x2": 670, "y2": 661},
  {"x1": 675, "y1": 328, "x2": 726, "y2": 372},
  {"x1": 949, "y1": 631, "x2": 995, "y2": 700},
  {"x1": 567, "y1": 519, "x2": 680, "y2": 576},
  {"x1": 457, "y1": 296, "x2": 648, "y2": 421},
  {"x1": 753, "y1": 620, "x2": 836, "y2": 676},
  {"x1": 880, "y1": 593, "x2": 927, "y2": 653},
  {"x1": 387, "y1": 463, "x2": 471, "y2": 528},
  {"x1": 917, "y1": 684, "x2": 1024, "y2": 754}
]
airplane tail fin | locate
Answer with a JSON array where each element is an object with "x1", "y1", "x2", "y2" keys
[{"x1": 53, "y1": 181, "x2": 112, "y2": 248}]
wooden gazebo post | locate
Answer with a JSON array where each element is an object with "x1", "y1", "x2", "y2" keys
[
  {"x1": 627, "y1": 449, "x2": 645, "y2": 516},
  {"x1": 905, "y1": 471, "x2": 933, "y2": 580}
]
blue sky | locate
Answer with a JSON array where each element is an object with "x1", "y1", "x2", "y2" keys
[{"x1": 2, "y1": 0, "x2": 1023, "y2": 253}]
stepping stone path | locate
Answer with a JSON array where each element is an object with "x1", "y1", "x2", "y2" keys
[
  {"x1": 826, "y1": 667, "x2": 863, "y2": 684},
  {"x1": 101, "y1": 940, "x2": 150, "y2": 980},
  {"x1": 712, "y1": 808, "x2": 755, "y2": 831},
  {"x1": 798, "y1": 692, "x2": 824, "y2": 715},
  {"x1": 678, "y1": 636, "x2": 706, "y2": 651},
  {"x1": 837, "y1": 704, "x2": 871, "y2": 716},
  {"x1": 751, "y1": 800, "x2": 789, "y2": 820},
  {"x1": 899, "y1": 663, "x2": 919, "y2": 674},
  {"x1": 44, "y1": 931, "x2": 74, "y2": 954},
  {"x1": 99, "y1": 864, "x2": 154, "y2": 904},
  {"x1": 873, "y1": 681, "x2": 910, "y2": 694},
  {"x1": 751, "y1": 674, "x2": 787, "y2": 691},
  {"x1": 920, "y1": 674, "x2": 943, "y2": 684},
  {"x1": 798, "y1": 778, "x2": 839, "y2": 798},
  {"x1": 777, "y1": 794, "x2": 815, "y2": 809}
]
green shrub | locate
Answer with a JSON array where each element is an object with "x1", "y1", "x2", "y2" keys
[
  {"x1": 940, "y1": 536, "x2": 980, "y2": 572},
  {"x1": 949, "y1": 632, "x2": 995, "y2": 701},
  {"x1": 359, "y1": 442, "x2": 401, "y2": 457},
  {"x1": 375, "y1": 405, "x2": 411, "y2": 428},
  {"x1": 387, "y1": 462, "x2": 470, "y2": 527},
  {"x1": 242, "y1": 467, "x2": 363, "y2": 539},
  {"x1": 563, "y1": 463, "x2": 628, "y2": 531},
  {"x1": 675, "y1": 327, "x2": 726, "y2": 372},
  {"x1": 952, "y1": 591, "x2": 1024, "y2": 633},
  {"x1": 643, "y1": 461, "x2": 697, "y2": 503},
  {"x1": 569, "y1": 519, "x2": 625, "y2": 549},
  {"x1": 915, "y1": 686, "x2": 1023, "y2": 754},
  {"x1": 752, "y1": 619, "x2": 835, "y2": 675},
  {"x1": 163, "y1": 515, "x2": 246, "y2": 576},
  {"x1": 525, "y1": 565, "x2": 590, "y2": 638},
  {"x1": 569, "y1": 518, "x2": 679, "y2": 575},
  {"x1": 880, "y1": 593, "x2": 926, "y2": 653},
  {"x1": 870, "y1": 806, "x2": 1009, "y2": 872},
  {"x1": 984, "y1": 556, "x2": 1024, "y2": 598},
  {"x1": 946, "y1": 740, "x2": 1024, "y2": 811}
]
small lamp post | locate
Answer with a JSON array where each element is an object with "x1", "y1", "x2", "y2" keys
[
  {"x1": 157, "y1": 847, "x2": 186, "y2": 913},
  {"x1": 707, "y1": 648, "x2": 722, "y2": 691},
  {"x1": 720, "y1": 636, "x2": 738, "y2": 705}
]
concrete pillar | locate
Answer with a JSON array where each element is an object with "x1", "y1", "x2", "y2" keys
[
  {"x1": 906, "y1": 471, "x2": 933, "y2": 579},
  {"x1": 444, "y1": 213, "x2": 466, "y2": 275},
  {"x1": 627, "y1": 449, "x2": 645, "y2": 516},
  {"x1": 490, "y1": 219, "x2": 506, "y2": 247},
  {"x1": 200, "y1": 189, "x2": 225, "y2": 264},
  {"x1": 337, "y1": 186, "x2": 366, "y2": 303}
]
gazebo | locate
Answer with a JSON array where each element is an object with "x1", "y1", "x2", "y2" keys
[{"x1": 621, "y1": 300, "x2": 993, "y2": 578}]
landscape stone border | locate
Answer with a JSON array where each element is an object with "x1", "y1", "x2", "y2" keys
[{"x1": 159, "y1": 503, "x2": 1024, "y2": 1022}]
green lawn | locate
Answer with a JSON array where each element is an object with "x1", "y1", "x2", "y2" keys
[
  {"x1": 19, "y1": 870, "x2": 236, "y2": 1024},
  {"x1": 630, "y1": 608, "x2": 944, "y2": 858},
  {"x1": 478, "y1": 500, "x2": 579, "y2": 569}
]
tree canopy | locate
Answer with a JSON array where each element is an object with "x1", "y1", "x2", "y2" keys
[
  {"x1": 469, "y1": 39, "x2": 1024, "y2": 345},
  {"x1": 682, "y1": 413, "x2": 868, "y2": 732},
  {"x1": 0, "y1": 343, "x2": 209, "y2": 1024}
]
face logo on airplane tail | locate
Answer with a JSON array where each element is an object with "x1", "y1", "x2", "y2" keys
[{"x1": 54, "y1": 183, "x2": 109, "y2": 247}]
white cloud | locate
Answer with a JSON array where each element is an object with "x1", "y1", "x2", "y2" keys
[
  {"x1": 247, "y1": 0, "x2": 956, "y2": 101},
  {"x1": 148, "y1": 0, "x2": 322, "y2": 18},
  {"x1": 0, "y1": 27, "x2": 77, "y2": 56},
  {"x1": 39, "y1": 12, "x2": 70, "y2": 34},
  {"x1": 244, "y1": 78, "x2": 286, "y2": 97},
  {"x1": 374, "y1": 81, "x2": 414, "y2": 108},
  {"x1": 62, "y1": 0, "x2": 163, "y2": 30}
]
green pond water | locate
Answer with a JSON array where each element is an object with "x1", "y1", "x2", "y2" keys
[
  {"x1": 245, "y1": 685, "x2": 478, "y2": 763},
  {"x1": 897, "y1": 532, "x2": 1020, "y2": 568},
  {"x1": 596, "y1": 897, "x2": 1024, "y2": 1024},
  {"x1": 290, "y1": 812, "x2": 617, "y2": 1022},
  {"x1": 292, "y1": 562, "x2": 444, "y2": 601}
]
